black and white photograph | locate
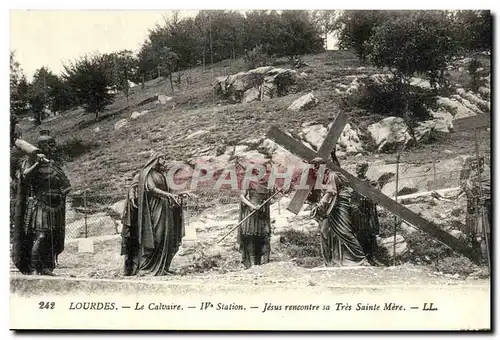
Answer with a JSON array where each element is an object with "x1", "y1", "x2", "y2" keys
[{"x1": 7, "y1": 7, "x2": 492, "y2": 331}]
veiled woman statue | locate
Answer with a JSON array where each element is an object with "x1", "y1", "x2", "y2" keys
[
  {"x1": 307, "y1": 157, "x2": 369, "y2": 267},
  {"x1": 121, "y1": 152, "x2": 185, "y2": 276}
]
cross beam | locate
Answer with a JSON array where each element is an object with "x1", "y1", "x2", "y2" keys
[
  {"x1": 287, "y1": 112, "x2": 348, "y2": 214},
  {"x1": 267, "y1": 126, "x2": 482, "y2": 264}
]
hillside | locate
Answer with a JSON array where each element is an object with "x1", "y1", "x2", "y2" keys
[
  {"x1": 14, "y1": 49, "x2": 491, "y2": 280},
  {"x1": 19, "y1": 50, "x2": 490, "y2": 198}
]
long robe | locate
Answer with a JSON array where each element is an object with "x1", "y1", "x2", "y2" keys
[
  {"x1": 121, "y1": 173, "x2": 140, "y2": 275},
  {"x1": 133, "y1": 153, "x2": 185, "y2": 276},
  {"x1": 12, "y1": 158, "x2": 70, "y2": 274},
  {"x1": 311, "y1": 171, "x2": 367, "y2": 267},
  {"x1": 351, "y1": 179, "x2": 380, "y2": 261},
  {"x1": 237, "y1": 184, "x2": 272, "y2": 268}
]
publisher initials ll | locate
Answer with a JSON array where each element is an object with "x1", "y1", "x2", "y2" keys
[{"x1": 422, "y1": 303, "x2": 438, "y2": 311}]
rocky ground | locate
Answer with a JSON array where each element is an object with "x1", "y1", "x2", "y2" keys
[{"x1": 10, "y1": 194, "x2": 488, "y2": 288}]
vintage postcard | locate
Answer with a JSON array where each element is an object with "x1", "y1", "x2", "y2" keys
[{"x1": 8, "y1": 8, "x2": 491, "y2": 331}]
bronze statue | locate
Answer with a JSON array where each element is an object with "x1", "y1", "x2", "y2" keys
[
  {"x1": 12, "y1": 134, "x2": 71, "y2": 275},
  {"x1": 351, "y1": 162, "x2": 382, "y2": 266},
  {"x1": 122, "y1": 152, "x2": 187, "y2": 276},
  {"x1": 432, "y1": 156, "x2": 491, "y2": 261},
  {"x1": 308, "y1": 157, "x2": 368, "y2": 267},
  {"x1": 237, "y1": 160, "x2": 275, "y2": 269}
]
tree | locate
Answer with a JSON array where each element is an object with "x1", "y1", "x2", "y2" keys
[
  {"x1": 157, "y1": 46, "x2": 179, "y2": 94},
  {"x1": 10, "y1": 52, "x2": 29, "y2": 117},
  {"x1": 310, "y1": 10, "x2": 337, "y2": 49},
  {"x1": 48, "y1": 76, "x2": 75, "y2": 114},
  {"x1": 334, "y1": 10, "x2": 397, "y2": 61},
  {"x1": 62, "y1": 53, "x2": 116, "y2": 119},
  {"x1": 108, "y1": 50, "x2": 138, "y2": 101},
  {"x1": 366, "y1": 11, "x2": 459, "y2": 87},
  {"x1": 275, "y1": 10, "x2": 324, "y2": 58},
  {"x1": 453, "y1": 10, "x2": 491, "y2": 52},
  {"x1": 362, "y1": 11, "x2": 459, "y2": 125},
  {"x1": 28, "y1": 67, "x2": 60, "y2": 124}
]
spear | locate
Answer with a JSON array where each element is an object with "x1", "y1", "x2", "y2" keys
[{"x1": 217, "y1": 188, "x2": 283, "y2": 244}]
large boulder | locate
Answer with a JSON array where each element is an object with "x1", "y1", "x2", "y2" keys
[
  {"x1": 413, "y1": 119, "x2": 450, "y2": 142},
  {"x1": 260, "y1": 138, "x2": 303, "y2": 170},
  {"x1": 288, "y1": 92, "x2": 318, "y2": 111},
  {"x1": 455, "y1": 88, "x2": 490, "y2": 113},
  {"x1": 130, "y1": 110, "x2": 149, "y2": 120},
  {"x1": 377, "y1": 234, "x2": 408, "y2": 259},
  {"x1": 381, "y1": 178, "x2": 419, "y2": 197},
  {"x1": 334, "y1": 123, "x2": 364, "y2": 155},
  {"x1": 114, "y1": 119, "x2": 128, "y2": 130},
  {"x1": 367, "y1": 117, "x2": 414, "y2": 152},
  {"x1": 157, "y1": 95, "x2": 173, "y2": 105},
  {"x1": 410, "y1": 77, "x2": 432, "y2": 90},
  {"x1": 300, "y1": 122, "x2": 364, "y2": 155},
  {"x1": 429, "y1": 109, "x2": 454, "y2": 129},
  {"x1": 436, "y1": 97, "x2": 476, "y2": 119},
  {"x1": 300, "y1": 124, "x2": 326, "y2": 151},
  {"x1": 233, "y1": 149, "x2": 268, "y2": 164},
  {"x1": 215, "y1": 67, "x2": 303, "y2": 103},
  {"x1": 242, "y1": 87, "x2": 260, "y2": 103}
]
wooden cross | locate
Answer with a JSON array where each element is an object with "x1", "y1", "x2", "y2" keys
[
  {"x1": 287, "y1": 111, "x2": 348, "y2": 214},
  {"x1": 266, "y1": 114, "x2": 482, "y2": 265}
]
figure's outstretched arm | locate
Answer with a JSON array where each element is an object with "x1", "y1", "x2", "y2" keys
[{"x1": 145, "y1": 174, "x2": 180, "y2": 206}]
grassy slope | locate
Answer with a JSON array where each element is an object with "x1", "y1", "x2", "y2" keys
[{"x1": 19, "y1": 50, "x2": 490, "y2": 202}]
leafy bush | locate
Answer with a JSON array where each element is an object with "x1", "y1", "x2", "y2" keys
[
  {"x1": 346, "y1": 77, "x2": 436, "y2": 123},
  {"x1": 244, "y1": 46, "x2": 276, "y2": 70},
  {"x1": 467, "y1": 58, "x2": 484, "y2": 93}
]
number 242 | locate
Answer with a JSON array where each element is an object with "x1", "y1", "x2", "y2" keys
[{"x1": 39, "y1": 301, "x2": 55, "y2": 310}]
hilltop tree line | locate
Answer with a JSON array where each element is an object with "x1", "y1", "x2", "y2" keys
[{"x1": 10, "y1": 10, "x2": 490, "y2": 123}]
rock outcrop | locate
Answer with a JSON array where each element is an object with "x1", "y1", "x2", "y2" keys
[
  {"x1": 367, "y1": 117, "x2": 414, "y2": 152},
  {"x1": 288, "y1": 92, "x2": 318, "y2": 111},
  {"x1": 214, "y1": 67, "x2": 304, "y2": 104}
]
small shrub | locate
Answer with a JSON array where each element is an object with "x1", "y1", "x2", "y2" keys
[
  {"x1": 467, "y1": 58, "x2": 484, "y2": 92},
  {"x1": 272, "y1": 57, "x2": 290, "y2": 67},
  {"x1": 244, "y1": 46, "x2": 276, "y2": 70},
  {"x1": 347, "y1": 77, "x2": 436, "y2": 123}
]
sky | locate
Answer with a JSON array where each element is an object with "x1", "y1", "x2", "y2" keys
[
  {"x1": 10, "y1": 10, "x2": 197, "y2": 80},
  {"x1": 10, "y1": 9, "x2": 338, "y2": 80}
]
